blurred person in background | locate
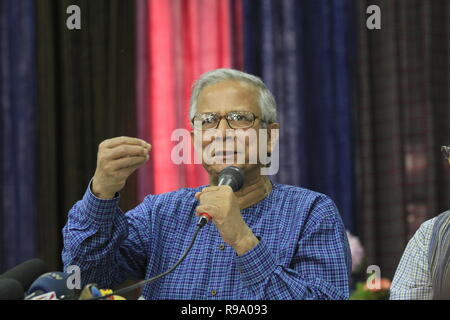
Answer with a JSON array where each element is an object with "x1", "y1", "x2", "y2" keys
[{"x1": 390, "y1": 146, "x2": 450, "y2": 300}]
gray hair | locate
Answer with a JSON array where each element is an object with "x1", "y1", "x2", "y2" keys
[{"x1": 189, "y1": 68, "x2": 277, "y2": 126}]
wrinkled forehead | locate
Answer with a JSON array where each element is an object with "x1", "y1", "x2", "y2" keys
[{"x1": 197, "y1": 80, "x2": 260, "y2": 116}]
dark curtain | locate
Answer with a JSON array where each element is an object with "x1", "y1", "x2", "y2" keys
[
  {"x1": 242, "y1": 0, "x2": 356, "y2": 232},
  {"x1": 36, "y1": 0, "x2": 137, "y2": 271},
  {"x1": 0, "y1": 0, "x2": 37, "y2": 272},
  {"x1": 356, "y1": 0, "x2": 450, "y2": 278}
]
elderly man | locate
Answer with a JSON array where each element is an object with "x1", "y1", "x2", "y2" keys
[
  {"x1": 390, "y1": 148, "x2": 450, "y2": 300},
  {"x1": 62, "y1": 68, "x2": 351, "y2": 299}
]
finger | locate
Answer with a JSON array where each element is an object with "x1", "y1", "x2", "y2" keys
[
  {"x1": 196, "y1": 204, "x2": 219, "y2": 217},
  {"x1": 105, "y1": 136, "x2": 150, "y2": 148},
  {"x1": 198, "y1": 186, "x2": 222, "y2": 195},
  {"x1": 107, "y1": 145, "x2": 150, "y2": 160},
  {"x1": 102, "y1": 136, "x2": 151, "y2": 149},
  {"x1": 197, "y1": 185, "x2": 232, "y2": 201},
  {"x1": 110, "y1": 155, "x2": 148, "y2": 171},
  {"x1": 119, "y1": 160, "x2": 148, "y2": 177},
  {"x1": 198, "y1": 191, "x2": 222, "y2": 204}
]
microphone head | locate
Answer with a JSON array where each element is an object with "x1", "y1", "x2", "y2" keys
[
  {"x1": 0, "y1": 259, "x2": 48, "y2": 292},
  {"x1": 218, "y1": 166, "x2": 245, "y2": 192},
  {"x1": 0, "y1": 278, "x2": 25, "y2": 300},
  {"x1": 27, "y1": 272, "x2": 75, "y2": 299}
]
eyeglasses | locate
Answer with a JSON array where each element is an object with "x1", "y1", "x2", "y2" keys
[
  {"x1": 441, "y1": 146, "x2": 450, "y2": 160},
  {"x1": 191, "y1": 111, "x2": 260, "y2": 130}
]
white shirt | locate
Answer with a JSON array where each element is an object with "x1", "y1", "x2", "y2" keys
[{"x1": 390, "y1": 218, "x2": 436, "y2": 300}]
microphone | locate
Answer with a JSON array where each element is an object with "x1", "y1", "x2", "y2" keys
[
  {"x1": 78, "y1": 283, "x2": 126, "y2": 300},
  {"x1": 25, "y1": 272, "x2": 77, "y2": 300},
  {"x1": 0, "y1": 278, "x2": 25, "y2": 300},
  {"x1": 0, "y1": 259, "x2": 48, "y2": 292},
  {"x1": 198, "y1": 166, "x2": 245, "y2": 227}
]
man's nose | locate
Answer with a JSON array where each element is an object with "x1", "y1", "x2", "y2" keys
[
  {"x1": 217, "y1": 117, "x2": 232, "y2": 132},
  {"x1": 215, "y1": 118, "x2": 235, "y2": 143}
]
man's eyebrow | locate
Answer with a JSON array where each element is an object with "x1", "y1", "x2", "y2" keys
[{"x1": 200, "y1": 107, "x2": 256, "y2": 113}]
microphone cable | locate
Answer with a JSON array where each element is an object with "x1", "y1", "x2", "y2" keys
[{"x1": 88, "y1": 219, "x2": 207, "y2": 300}]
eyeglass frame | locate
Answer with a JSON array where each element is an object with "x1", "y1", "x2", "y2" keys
[{"x1": 191, "y1": 111, "x2": 264, "y2": 130}]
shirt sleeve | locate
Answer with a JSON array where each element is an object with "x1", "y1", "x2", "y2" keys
[
  {"x1": 234, "y1": 196, "x2": 351, "y2": 300},
  {"x1": 61, "y1": 180, "x2": 152, "y2": 289},
  {"x1": 390, "y1": 218, "x2": 435, "y2": 300}
]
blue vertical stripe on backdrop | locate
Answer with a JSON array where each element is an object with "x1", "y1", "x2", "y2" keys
[
  {"x1": 0, "y1": 0, "x2": 37, "y2": 272},
  {"x1": 242, "y1": 0, "x2": 355, "y2": 232}
]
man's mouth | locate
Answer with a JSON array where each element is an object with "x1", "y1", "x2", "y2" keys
[
  {"x1": 214, "y1": 151, "x2": 239, "y2": 156},
  {"x1": 213, "y1": 151, "x2": 243, "y2": 160}
]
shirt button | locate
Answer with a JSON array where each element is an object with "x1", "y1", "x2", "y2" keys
[
  {"x1": 211, "y1": 290, "x2": 217, "y2": 296},
  {"x1": 219, "y1": 244, "x2": 225, "y2": 250}
]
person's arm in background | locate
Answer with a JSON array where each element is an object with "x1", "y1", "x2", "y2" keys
[
  {"x1": 390, "y1": 218, "x2": 435, "y2": 300},
  {"x1": 235, "y1": 196, "x2": 351, "y2": 300},
  {"x1": 61, "y1": 136, "x2": 152, "y2": 289}
]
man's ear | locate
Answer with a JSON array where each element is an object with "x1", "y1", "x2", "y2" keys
[{"x1": 266, "y1": 122, "x2": 280, "y2": 155}]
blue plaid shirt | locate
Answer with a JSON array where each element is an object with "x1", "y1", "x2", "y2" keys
[{"x1": 62, "y1": 180, "x2": 351, "y2": 300}]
